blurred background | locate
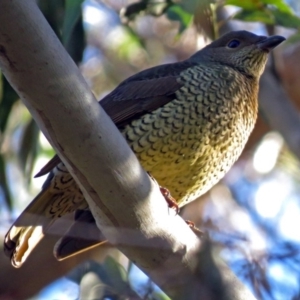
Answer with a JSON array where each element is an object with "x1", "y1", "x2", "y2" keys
[{"x1": 1, "y1": 0, "x2": 300, "y2": 299}]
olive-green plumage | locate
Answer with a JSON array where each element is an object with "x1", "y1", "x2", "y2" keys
[
  {"x1": 124, "y1": 63, "x2": 257, "y2": 205},
  {"x1": 4, "y1": 30, "x2": 285, "y2": 267}
]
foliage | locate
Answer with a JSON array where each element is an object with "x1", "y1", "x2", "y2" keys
[{"x1": 226, "y1": 0, "x2": 300, "y2": 28}]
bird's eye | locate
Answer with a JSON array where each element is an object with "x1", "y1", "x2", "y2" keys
[{"x1": 227, "y1": 40, "x2": 240, "y2": 48}]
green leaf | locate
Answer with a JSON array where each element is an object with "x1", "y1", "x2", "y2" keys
[
  {"x1": 0, "y1": 76, "x2": 19, "y2": 135},
  {"x1": 233, "y1": 9, "x2": 274, "y2": 24},
  {"x1": 167, "y1": 4, "x2": 193, "y2": 33},
  {"x1": 226, "y1": 0, "x2": 293, "y2": 13},
  {"x1": 18, "y1": 119, "x2": 40, "y2": 180},
  {"x1": 113, "y1": 26, "x2": 144, "y2": 60},
  {"x1": 38, "y1": 0, "x2": 65, "y2": 40},
  {"x1": 103, "y1": 256, "x2": 128, "y2": 290},
  {"x1": 272, "y1": 10, "x2": 300, "y2": 28},
  {"x1": 261, "y1": 0, "x2": 293, "y2": 14},
  {"x1": 62, "y1": 0, "x2": 84, "y2": 46},
  {"x1": 180, "y1": 0, "x2": 202, "y2": 15},
  {"x1": 284, "y1": 32, "x2": 300, "y2": 45},
  {"x1": 79, "y1": 272, "x2": 107, "y2": 299},
  {"x1": 225, "y1": 0, "x2": 263, "y2": 10},
  {"x1": 64, "y1": 14, "x2": 85, "y2": 64},
  {"x1": 152, "y1": 291, "x2": 171, "y2": 300},
  {"x1": 38, "y1": 0, "x2": 85, "y2": 63},
  {"x1": 0, "y1": 72, "x2": 2, "y2": 99},
  {"x1": 0, "y1": 154, "x2": 12, "y2": 209}
]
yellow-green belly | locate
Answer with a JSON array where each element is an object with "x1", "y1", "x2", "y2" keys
[
  {"x1": 122, "y1": 97, "x2": 253, "y2": 207},
  {"x1": 121, "y1": 65, "x2": 257, "y2": 206}
]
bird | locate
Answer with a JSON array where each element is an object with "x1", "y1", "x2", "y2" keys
[{"x1": 4, "y1": 30, "x2": 285, "y2": 268}]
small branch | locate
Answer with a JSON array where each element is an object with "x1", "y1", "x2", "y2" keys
[
  {"x1": 259, "y1": 66, "x2": 300, "y2": 160},
  {"x1": 0, "y1": 0, "x2": 255, "y2": 299}
]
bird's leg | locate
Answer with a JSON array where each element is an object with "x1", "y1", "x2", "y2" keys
[
  {"x1": 157, "y1": 185, "x2": 203, "y2": 236},
  {"x1": 147, "y1": 172, "x2": 179, "y2": 213},
  {"x1": 159, "y1": 187, "x2": 179, "y2": 214}
]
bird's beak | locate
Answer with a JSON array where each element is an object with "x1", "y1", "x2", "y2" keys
[{"x1": 257, "y1": 35, "x2": 286, "y2": 52}]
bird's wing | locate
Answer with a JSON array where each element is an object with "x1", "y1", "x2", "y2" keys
[
  {"x1": 35, "y1": 62, "x2": 191, "y2": 177},
  {"x1": 101, "y1": 74, "x2": 182, "y2": 127}
]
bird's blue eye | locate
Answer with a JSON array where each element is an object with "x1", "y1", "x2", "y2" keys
[{"x1": 227, "y1": 40, "x2": 240, "y2": 48}]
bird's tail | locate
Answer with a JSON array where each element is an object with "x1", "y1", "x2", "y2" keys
[
  {"x1": 4, "y1": 187, "x2": 63, "y2": 268},
  {"x1": 54, "y1": 210, "x2": 108, "y2": 261},
  {"x1": 4, "y1": 189, "x2": 107, "y2": 267}
]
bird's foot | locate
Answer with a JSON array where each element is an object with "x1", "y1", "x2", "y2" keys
[
  {"x1": 185, "y1": 220, "x2": 204, "y2": 238},
  {"x1": 159, "y1": 187, "x2": 179, "y2": 214},
  {"x1": 147, "y1": 172, "x2": 179, "y2": 214}
]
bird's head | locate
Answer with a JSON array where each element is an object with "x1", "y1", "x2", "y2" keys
[{"x1": 191, "y1": 30, "x2": 285, "y2": 78}]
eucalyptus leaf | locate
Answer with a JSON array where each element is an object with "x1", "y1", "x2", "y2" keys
[
  {"x1": 167, "y1": 4, "x2": 193, "y2": 33},
  {"x1": 79, "y1": 272, "x2": 107, "y2": 300},
  {"x1": 0, "y1": 154, "x2": 12, "y2": 209},
  {"x1": 262, "y1": 0, "x2": 293, "y2": 14},
  {"x1": 0, "y1": 76, "x2": 19, "y2": 135},
  {"x1": 233, "y1": 9, "x2": 274, "y2": 24},
  {"x1": 18, "y1": 119, "x2": 40, "y2": 180},
  {"x1": 38, "y1": 0, "x2": 65, "y2": 40},
  {"x1": 180, "y1": 0, "x2": 201, "y2": 14},
  {"x1": 272, "y1": 10, "x2": 300, "y2": 28},
  {"x1": 62, "y1": 0, "x2": 84, "y2": 46},
  {"x1": 103, "y1": 256, "x2": 128, "y2": 290},
  {"x1": 284, "y1": 32, "x2": 300, "y2": 45},
  {"x1": 152, "y1": 291, "x2": 171, "y2": 300},
  {"x1": 225, "y1": 0, "x2": 260, "y2": 10},
  {"x1": 65, "y1": 14, "x2": 85, "y2": 64}
]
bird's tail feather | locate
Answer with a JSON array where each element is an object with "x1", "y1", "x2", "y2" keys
[
  {"x1": 54, "y1": 210, "x2": 107, "y2": 261},
  {"x1": 4, "y1": 187, "x2": 60, "y2": 268}
]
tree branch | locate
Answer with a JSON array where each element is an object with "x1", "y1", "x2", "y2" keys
[
  {"x1": 0, "y1": 0, "x2": 256, "y2": 299},
  {"x1": 259, "y1": 65, "x2": 300, "y2": 160}
]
